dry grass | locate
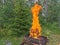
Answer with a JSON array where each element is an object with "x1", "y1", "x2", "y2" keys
[{"x1": 47, "y1": 34, "x2": 60, "y2": 45}]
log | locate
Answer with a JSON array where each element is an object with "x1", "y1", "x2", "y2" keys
[{"x1": 20, "y1": 34, "x2": 48, "y2": 45}]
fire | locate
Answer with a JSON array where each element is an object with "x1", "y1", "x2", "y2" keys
[{"x1": 29, "y1": 3, "x2": 42, "y2": 39}]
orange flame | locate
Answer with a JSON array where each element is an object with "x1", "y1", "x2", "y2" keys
[{"x1": 29, "y1": 3, "x2": 42, "y2": 39}]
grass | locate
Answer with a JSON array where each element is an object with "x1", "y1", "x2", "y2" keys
[
  {"x1": 42, "y1": 26, "x2": 60, "y2": 45},
  {"x1": 0, "y1": 34, "x2": 60, "y2": 45},
  {"x1": 0, "y1": 26, "x2": 60, "y2": 45},
  {"x1": 0, "y1": 36, "x2": 23, "y2": 45}
]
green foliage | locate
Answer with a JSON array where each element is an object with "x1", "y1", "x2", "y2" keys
[
  {"x1": 0, "y1": 0, "x2": 60, "y2": 37},
  {"x1": 0, "y1": 0, "x2": 32, "y2": 37}
]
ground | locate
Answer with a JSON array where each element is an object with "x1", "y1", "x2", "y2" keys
[{"x1": 0, "y1": 27, "x2": 60, "y2": 45}]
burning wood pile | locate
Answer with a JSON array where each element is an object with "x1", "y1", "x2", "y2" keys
[
  {"x1": 21, "y1": 0, "x2": 48, "y2": 45},
  {"x1": 21, "y1": 34, "x2": 48, "y2": 45}
]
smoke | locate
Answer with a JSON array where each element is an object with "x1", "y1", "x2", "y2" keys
[
  {"x1": 25, "y1": 0, "x2": 39, "y2": 7},
  {"x1": 34, "y1": 0, "x2": 38, "y2": 3}
]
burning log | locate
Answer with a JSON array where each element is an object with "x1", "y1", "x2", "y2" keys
[{"x1": 20, "y1": 34, "x2": 48, "y2": 45}]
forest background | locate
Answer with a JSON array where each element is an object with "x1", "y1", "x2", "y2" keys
[{"x1": 0, "y1": 0, "x2": 60, "y2": 45}]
